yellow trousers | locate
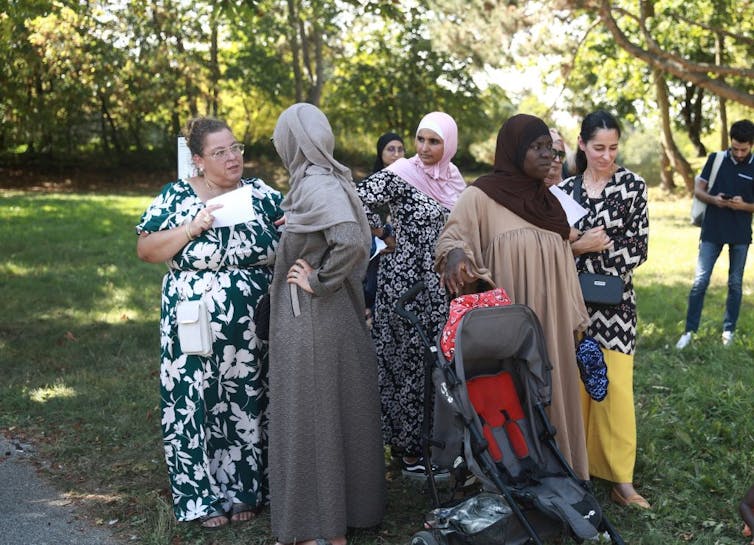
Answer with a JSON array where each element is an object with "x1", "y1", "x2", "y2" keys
[{"x1": 580, "y1": 348, "x2": 636, "y2": 483}]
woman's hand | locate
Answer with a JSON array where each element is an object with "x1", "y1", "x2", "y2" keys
[
  {"x1": 441, "y1": 248, "x2": 477, "y2": 296},
  {"x1": 571, "y1": 226, "x2": 612, "y2": 256},
  {"x1": 137, "y1": 203, "x2": 223, "y2": 263},
  {"x1": 380, "y1": 235, "x2": 396, "y2": 254},
  {"x1": 189, "y1": 204, "x2": 224, "y2": 238},
  {"x1": 287, "y1": 258, "x2": 314, "y2": 294}
]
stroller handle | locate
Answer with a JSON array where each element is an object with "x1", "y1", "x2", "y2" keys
[
  {"x1": 395, "y1": 281, "x2": 436, "y2": 353},
  {"x1": 394, "y1": 281, "x2": 426, "y2": 324}
]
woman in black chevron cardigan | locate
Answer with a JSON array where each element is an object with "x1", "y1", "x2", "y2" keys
[{"x1": 560, "y1": 110, "x2": 650, "y2": 510}]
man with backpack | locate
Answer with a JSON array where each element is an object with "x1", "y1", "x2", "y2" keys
[{"x1": 676, "y1": 119, "x2": 754, "y2": 349}]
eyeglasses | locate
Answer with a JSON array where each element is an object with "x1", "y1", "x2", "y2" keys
[
  {"x1": 551, "y1": 149, "x2": 566, "y2": 161},
  {"x1": 385, "y1": 145, "x2": 404, "y2": 154},
  {"x1": 207, "y1": 143, "x2": 244, "y2": 160}
]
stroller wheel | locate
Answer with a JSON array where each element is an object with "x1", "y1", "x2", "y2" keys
[{"x1": 411, "y1": 530, "x2": 442, "y2": 545}]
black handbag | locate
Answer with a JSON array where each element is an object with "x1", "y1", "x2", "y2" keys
[
  {"x1": 253, "y1": 293, "x2": 271, "y2": 341},
  {"x1": 572, "y1": 177, "x2": 624, "y2": 305},
  {"x1": 578, "y1": 273, "x2": 624, "y2": 305}
]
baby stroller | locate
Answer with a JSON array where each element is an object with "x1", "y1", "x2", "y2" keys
[{"x1": 395, "y1": 283, "x2": 624, "y2": 545}]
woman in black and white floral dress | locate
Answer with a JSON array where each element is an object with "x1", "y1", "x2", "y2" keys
[{"x1": 356, "y1": 112, "x2": 465, "y2": 477}]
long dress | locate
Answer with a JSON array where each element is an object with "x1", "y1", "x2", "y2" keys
[
  {"x1": 435, "y1": 185, "x2": 590, "y2": 479},
  {"x1": 136, "y1": 177, "x2": 283, "y2": 521},
  {"x1": 268, "y1": 222, "x2": 386, "y2": 543},
  {"x1": 356, "y1": 170, "x2": 451, "y2": 456}
]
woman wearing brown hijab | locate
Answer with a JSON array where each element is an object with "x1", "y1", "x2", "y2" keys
[{"x1": 435, "y1": 114, "x2": 590, "y2": 479}]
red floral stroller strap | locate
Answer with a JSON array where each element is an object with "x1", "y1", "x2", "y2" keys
[{"x1": 440, "y1": 287, "x2": 512, "y2": 360}]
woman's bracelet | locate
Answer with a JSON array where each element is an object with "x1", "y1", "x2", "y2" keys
[{"x1": 184, "y1": 221, "x2": 195, "y2": 242}]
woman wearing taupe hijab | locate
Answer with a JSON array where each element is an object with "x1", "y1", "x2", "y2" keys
[
  {"x1": 435, "y1": 114, "x2": 590, "y2": 480},
  {"x1": 268, "y1": 103, "x2": 386, "y2": 545}
]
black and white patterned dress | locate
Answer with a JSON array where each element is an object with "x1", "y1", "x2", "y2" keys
[
  {"x1": 560, "y1": 167, "x2": 649, "y2": 355},
  {"x1": 356, "y1": 170, "x2": 451, "y2": 455}
]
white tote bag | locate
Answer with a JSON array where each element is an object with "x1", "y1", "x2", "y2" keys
[{"x1": 690, "y1": 151, "x2": 725, "y2": 226}]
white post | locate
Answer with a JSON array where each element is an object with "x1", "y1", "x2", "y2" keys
[{"x1": 177, "y1": 137, "x2": 196, "y2": 180}]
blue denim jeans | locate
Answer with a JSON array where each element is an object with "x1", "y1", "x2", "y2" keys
[{"x1": 684, "y1": 241, "x2": 749, "y2": 333}]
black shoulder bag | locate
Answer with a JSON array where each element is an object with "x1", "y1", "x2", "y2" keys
[{"x1": 572, "y1": 178, "x2": 624, "y2": 305}]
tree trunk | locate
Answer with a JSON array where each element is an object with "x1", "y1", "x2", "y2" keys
[
  {"x1": 100, "y1": 98, "x2": 110, "y2": 154},
  {"x1": 287, "y1": 0, "x2": 304, "y2": 102},
  {"x1": 719, "y1": 97, "x2": 729, "y2": 150},
  {"x1": 171, "y1": 98, "x2": 181, "y2": 139},
  {"x1": 307, "y1": 28, "x2": 324, "y2": 106},
  {"x1": 209, "y1": 11, "x2": 220, "y2": 117},
  {"x1": 659, "y1": 143, "x2": 673, "y2": 190},
  {"x1": 100, "y1": 94, "x2": 122, "y2": 155},
  {"x1": 715, "y1": 32, "x2": 729, "y2": 150},
  {"x1": 173, "y1": 32, "x2": 197, "y2": 118},
  {"x1": 681, "y1": 84, "x2": 707, "y2": 157},
  {"x1": 654, "y1": 69, "x2": 695, "y2": 191}
]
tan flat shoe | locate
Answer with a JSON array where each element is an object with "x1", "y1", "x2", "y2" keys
[{"x1": 611, "y1": 487, "x2": 651, "y2": 509}]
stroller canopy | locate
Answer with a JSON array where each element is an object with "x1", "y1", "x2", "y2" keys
[{"x1": 451, "y1": 304, "x2": 553, "y2": 407}]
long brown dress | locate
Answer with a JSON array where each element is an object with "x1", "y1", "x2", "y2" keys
[{"x1": 436, "y1": 185, "x2": 590, "y2": 479}]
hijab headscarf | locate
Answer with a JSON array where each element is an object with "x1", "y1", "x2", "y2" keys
[
  {"x1": 273, "y1": 103, "x2": 371, "y2": 248},
  {"x1": 373, "y1": 132, "x2": 404, "y2": 173},
  {"x1": 386, "y1": 112, "x2": 466, "y2": 210},
  {"x1": 472, "y1": 114, "x2": 570, "y2": 239}
]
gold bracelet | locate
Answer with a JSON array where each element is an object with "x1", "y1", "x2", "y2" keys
[{"x1": 184, "y1": 221, "x2": 195, "y2": 241}]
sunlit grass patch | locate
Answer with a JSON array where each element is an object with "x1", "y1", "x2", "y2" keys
[{"x1": 28, "y1": 383, "x2": 77, "y2": 403}]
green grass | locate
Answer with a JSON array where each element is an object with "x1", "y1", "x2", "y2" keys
[{"x1": 2, "y1": 185, "x2": 754, "y2": 544}]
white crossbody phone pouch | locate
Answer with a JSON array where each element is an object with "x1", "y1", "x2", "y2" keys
[{"x1": 169, "y1": 225, "x2": 235, "y2": 357}]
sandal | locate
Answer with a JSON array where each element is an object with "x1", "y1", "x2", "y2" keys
[
  {"x1": 229, "y1": 502, "x2": 257, "y2": 523},
  {"x1": 610, "y1": 487, "x2": 651, "y2": 509},
  {"x1": 200, "y1": 506, "x2": 229, "y2": 530}
]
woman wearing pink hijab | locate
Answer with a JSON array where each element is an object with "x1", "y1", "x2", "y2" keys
[{"x1": 356, "y1": 112, "x2": 466, "y2": 478}]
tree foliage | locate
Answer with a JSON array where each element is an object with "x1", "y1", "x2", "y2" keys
[
  {"x1": 0, "y1": 0, "x2": 495, "y2": 168},
  {"x1": 325, "y1": 7, "x2": 491, "y2": 157},
  {"x1": 427, "y1": 0, "x2": 752, "y2": 188},
  {"x1": 1, "y1": 0, "x2": 751, "y2": 178}
]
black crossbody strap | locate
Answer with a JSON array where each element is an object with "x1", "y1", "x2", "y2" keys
[{"x1": 573, "y1": 177, "x2": 583, "y2": 205}]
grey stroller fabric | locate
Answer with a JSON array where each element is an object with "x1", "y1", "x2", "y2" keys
[
  {"x1": 428, "y1": 304, "x2": 609, "y2": 543},
  {"x1": 431, "y1": 305, "x2": 551, "y2": 470}
]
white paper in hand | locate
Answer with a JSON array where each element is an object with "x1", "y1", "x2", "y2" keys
[
  {"x1": 370, "y1": 237, "x2": 387, "y2": 260},
  {"x1": 549, "y1": 185, "x2": 588, "y2": 226},
  {"x1": 206, "y1": 185, "x2": 257, "y2": 227}
]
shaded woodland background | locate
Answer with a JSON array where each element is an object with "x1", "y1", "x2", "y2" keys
[{"x1": 2, "y1": 0, "x2": 753, "y2": 189}]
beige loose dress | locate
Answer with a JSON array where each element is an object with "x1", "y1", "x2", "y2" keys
[{"x1": 435, "y1": 185, "x2": 590, "y2": 479}]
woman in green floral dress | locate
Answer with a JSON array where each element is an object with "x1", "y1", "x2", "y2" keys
[{"x1": 136, "y1": 117, "x2": 283, "y2": 529}]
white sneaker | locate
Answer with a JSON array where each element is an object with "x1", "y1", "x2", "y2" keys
[
  {"x1": 722, "y1": 331, "x2": 734, "y2": 346},
  {"x1": 675, "y1": 332, "x2": 693, "y2": 350}
]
